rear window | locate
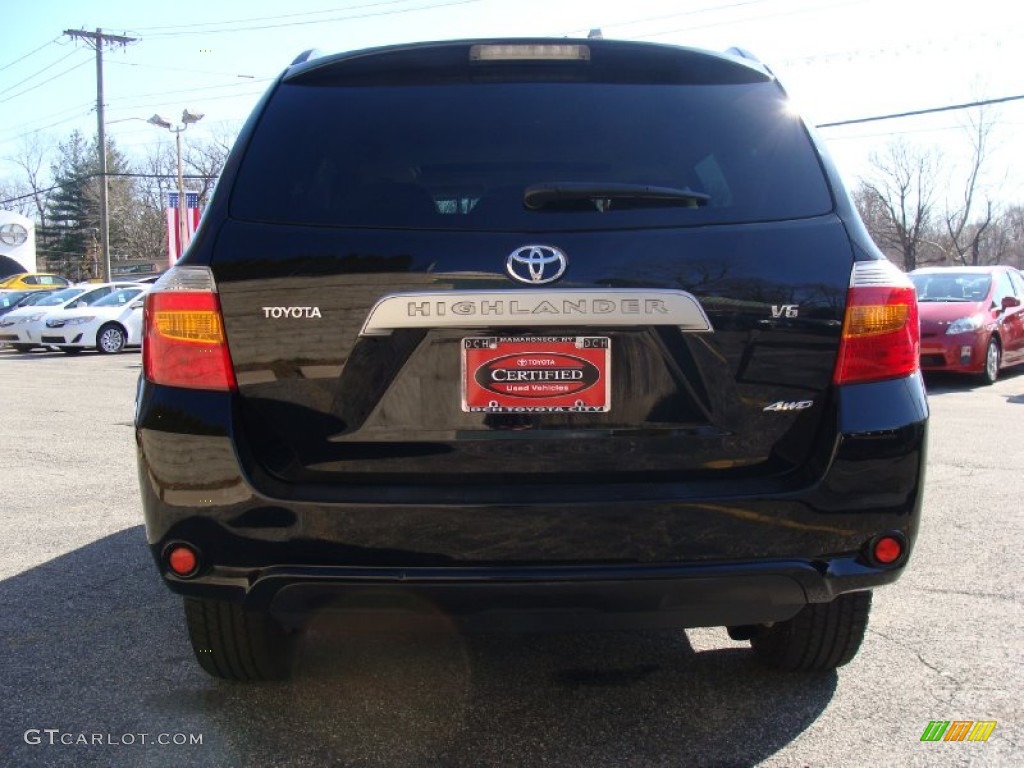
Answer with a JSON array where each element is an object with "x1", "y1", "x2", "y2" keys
[
  {"x1": 911, "y1": 273, "x2": 992, "y2": 301},
  {"x1": 232, "y1": 80, "x2": 832, "y2": 230}
]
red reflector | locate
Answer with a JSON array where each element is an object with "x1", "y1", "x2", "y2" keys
[
  {"x1": 873, "y1": 536, "x2": 903, "y2": 565},
  {"x1": 168, "y1": 546, "x2": 198, "y2": 576},
  {"x1": 833, "y1": 263, "x2": 920, "y2": 386},
  {"x1": 143, "y1": 290, "x2": 236, "y2": 391}
]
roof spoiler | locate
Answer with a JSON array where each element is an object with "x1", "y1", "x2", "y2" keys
[
  {"x1": 291, "y1": 48, "x2": 323, "y2": 66},
  {"x1": 724, "y1": 46, "x2": 773, "y2": 75}
]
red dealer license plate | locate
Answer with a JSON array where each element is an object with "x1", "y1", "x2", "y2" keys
[{"x1": 462, "y1": 336, "x2": 611, "y2": 414}]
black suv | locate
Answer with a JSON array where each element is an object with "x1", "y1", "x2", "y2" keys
[{"x1": 136, "y1": 39, "x2": 927, "y2": 681}]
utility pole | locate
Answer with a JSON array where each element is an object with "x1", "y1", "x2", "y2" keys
[{"x1": 64, "y1": 28, "x2": 138, "y2": 282}]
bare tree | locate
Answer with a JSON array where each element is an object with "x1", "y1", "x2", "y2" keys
[
  {"x1": 137, "y1": 141, "x2": 177, "y2": 211},
  {"x1": 1, "y1": 134, "x2": 56, "y2": 223},
  {"x1": 0, "y1": 180, "x2": 36, "y2": 218},
  {"x1": 857, "y1": 139, "x2": 938, "y2": 272},
  {"x1": 128, "y1": 141, "x2": 178, "y2": 264},
  {"x1": 2, "y1": 124, "x2": 238, "y2": 276},
  {"x1": 7, "y1": 134, "x2": 54, "y2": 223},
  {"x1": 986, "y1": 204, "x2": 1024, "y2": 269},
  {"x1": 944, "y1": 108, "x2": 996, "y2": 266},
  {"x1": 185, "y1": 122, "x2": 238, "y2": 206}
]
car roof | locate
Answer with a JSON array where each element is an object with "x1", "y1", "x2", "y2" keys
[
  {"x1": 910, "y1": 266, "x2": 1009, "y2": 274},
  {"x1": 76, "y1": 281, "x2": 148, "y2": 288},
  {"x1": 284, "y1": 37, "x2": 775, "y2": 86},
  {"x1": 0, "y1": 272, "x2": 64, "y2": 279}
]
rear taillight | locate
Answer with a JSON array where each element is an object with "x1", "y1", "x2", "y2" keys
[
  {"x1": 143, "y1": 266, "x2": 236, "y2": 391},
  {"x1": 833, "y1": 260, "x2": 919, "y2": 386}
]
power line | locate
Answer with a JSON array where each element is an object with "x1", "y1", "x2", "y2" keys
[
  {"x1": 775, "y1": 30, "x2": 1015, "y2": 68},
  {"x1": 106, "y1": 78, "x2": 273, "y2": 107},
  {"x1": 5, "y1": 83, "x2": 1021, "y2": 208},
  {"x1": 561, "y1": 0, "x2": 775, "y2": 36},
  {"x1": 6, "y1": 93, "x2": 1009, "y2": 204},
  {"x1": 0, "y1": 113, "x2": 91, "y2": 144},
  {"x1": 102, "y1": 89, "x2": 268, "y2": 124},
  {"x1": 817, "y1": 94, "x2": 1024, "y2": 128},
  {"x1": 137, "y1": 0, "x2": 482, "y2": 37},
  {"x1": 0, "y1": 38, "x2": 61, "y2": 73},
  {"x1": 0, "y1": 48, "x2": 90, "y2": 98},
  {"x1": 0, "y1": 102, "x2": 95, "y2": 143},
  {"x1": 2, "y1": 86, "x2": 260, "y2": 147},
  {"x1": 633, "y1": 0, "x2": 865, "y2": 39},
  {"x1": 0, "y1": 58, "x2": 93, "y2": 103},
  {"x1": 107, "y1": 60, "x2": 257, "y2": 80},
  {"x1": 126, "y1": 0, "x2": 421, "y2": 32},
  {"x1": 824, "y1": 123, "x2": 970, "y2": 141},
  {"x1": 0, "y1": 172, "x2": 219, "y2": 207}
]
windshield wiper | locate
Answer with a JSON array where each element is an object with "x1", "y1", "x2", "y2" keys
[{"x1": 523, "y1": 182, "x2": 710, "y2": 211}]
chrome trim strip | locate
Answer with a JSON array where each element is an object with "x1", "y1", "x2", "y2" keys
[{"x1": 360, "y1": 289, "x2": 713, "y2": 336}]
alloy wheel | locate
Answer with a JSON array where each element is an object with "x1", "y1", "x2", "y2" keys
[{"x1": 98, "y1": 326, "x2": 126, "y2": 354}]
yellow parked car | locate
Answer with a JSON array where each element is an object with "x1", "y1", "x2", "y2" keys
[{"x1": 0, "y1": 273, "x2": 72, "y2": 290}]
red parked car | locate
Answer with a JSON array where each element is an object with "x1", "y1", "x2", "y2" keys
[{"x1": 910, "y1": 265, "x2": 1024, "y2": 384}]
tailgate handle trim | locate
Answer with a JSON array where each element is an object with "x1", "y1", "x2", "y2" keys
[{"x1": 360, "y1": 289, "x2": 713, "y2": 336}]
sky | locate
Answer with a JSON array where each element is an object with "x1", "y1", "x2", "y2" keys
[{"x1": 2, "y1": 0, "x2": 1023, "y2": 207}]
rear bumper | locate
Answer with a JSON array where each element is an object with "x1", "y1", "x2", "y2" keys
[
  {"x1": 136, "y1": 373, "x2": 928, "y2": 626},
  {"x1": 159, "y1": 557, "x2": 901, "y2": 631}
]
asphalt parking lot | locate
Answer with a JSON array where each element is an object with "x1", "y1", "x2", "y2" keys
[{"x1": 1, "y1": 347, "x2": 1021, "y2": 767}]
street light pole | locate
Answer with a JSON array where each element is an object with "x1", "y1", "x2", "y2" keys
[
  {"x1": 148, "y1": 109, "x2": 204, "y2": 265},
  {"x1": 175, "y1": 128, "x2": 185, "y2": 260}
]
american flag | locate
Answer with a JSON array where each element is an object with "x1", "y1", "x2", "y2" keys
[{"x1": 166, "y1": 191, "x2": 202, "y2": 267}]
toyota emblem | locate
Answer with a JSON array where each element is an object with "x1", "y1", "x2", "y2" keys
[
  {"x1": 506, "y1": 245, "x2": 568, "y2": 285},
  {"x1": 0, "y1": 223, "x2": 28, "y2": 247}
]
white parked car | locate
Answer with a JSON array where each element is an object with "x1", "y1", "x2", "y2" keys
[
  {"x1": 41, "y1": 284, "x2": 151, "y2": 354},
  {"x1": 0, "y1": 282, "x2": 143, "y2": 352},
  {"x1": 0, "y1": 286, "x2": 88, "y2": 351}
]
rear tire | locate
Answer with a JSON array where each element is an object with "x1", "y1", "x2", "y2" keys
[
  {"x1": 981, "y1": 337, "x2": 1000, "y2": 385},
  {"x1": 750, "y1": 591, "x2": 872, "y2": 671},
  {"x1": 183, "y1": 597, "x2": 296, "y2": 681},
  {"x1": 12, "y1": 344, "x2": 33, "y2": 353},
  {"x1": 96, "y1": 323, "x2": 126, "y2": 354}
]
